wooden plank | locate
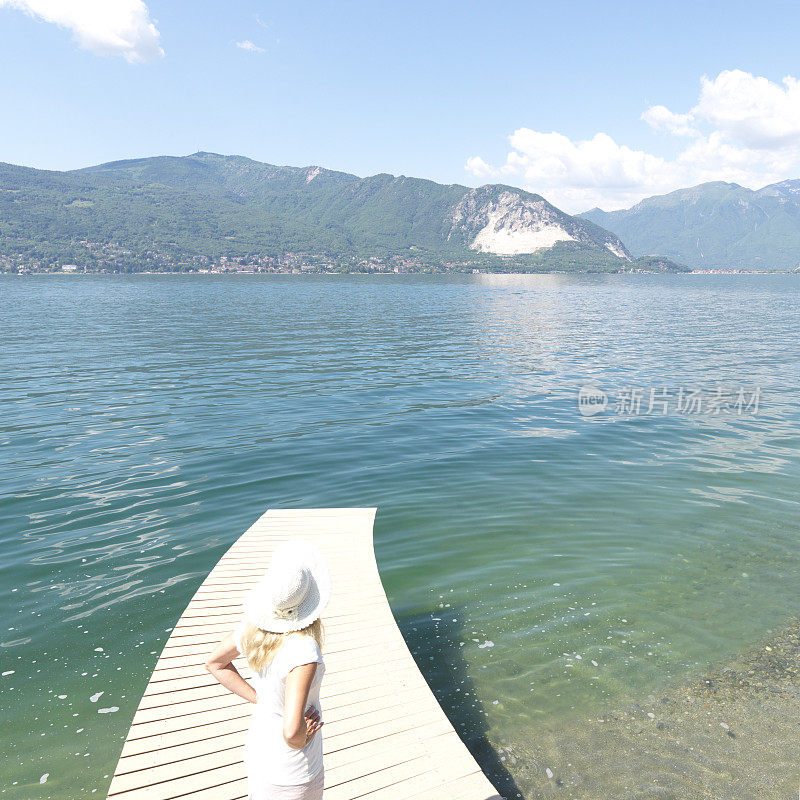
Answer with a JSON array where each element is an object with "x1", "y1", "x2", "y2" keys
[{"x1": 107, "y1": 508, "x2": 500, "y2": 800}]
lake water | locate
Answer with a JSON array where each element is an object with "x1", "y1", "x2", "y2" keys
[{"x1": 2, "y1": 273, "x2": 799, "y2": 799}]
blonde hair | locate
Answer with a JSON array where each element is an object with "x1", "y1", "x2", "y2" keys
[{"x1": 239, "y1": 618, "x2": 323, "y2": 674}]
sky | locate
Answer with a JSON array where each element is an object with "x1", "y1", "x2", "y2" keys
[{"x1": 2, "y1": 0, "x2": 800, "y2": 211}]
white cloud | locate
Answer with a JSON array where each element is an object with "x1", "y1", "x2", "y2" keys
[
  {"x1": 464, "y1": 156, "x2": 494, "y2": 179},
  {"x1": 467, "y1": 70, "x2": 800, "y2": 212},
  {"x1": 693, "y1": 70, "x2": 800, "y2": 148},
  {"x1": 641, "y1": 105, "x2": 697, "y2": 137},
  {"x1": 0, "y1": 0, "x2": 163, "y2": 62},
  {"x1": 236, "y1": 39, "x2": 265, "y2": 53}
]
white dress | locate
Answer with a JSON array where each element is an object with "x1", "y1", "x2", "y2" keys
[{"x1": 233, "y1": 624, "x2": 326, "y2": 800}]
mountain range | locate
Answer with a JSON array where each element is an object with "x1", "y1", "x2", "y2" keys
[
  {"x1": 0, "y1": 153, "x2": 684, "y2": 273},
  {"x1": 7, "y1": 152, "x2": 799, "y2": 273},
  {"x1": 581, "y1": 180, "x2": 800, "y2": 271}
]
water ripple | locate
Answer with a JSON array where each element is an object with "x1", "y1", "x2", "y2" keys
[{"x1": 1, "y1": 273, "x2": 799, "y2": 798}]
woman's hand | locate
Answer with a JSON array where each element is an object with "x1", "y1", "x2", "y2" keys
[{"x1": 303, "y1": 705, "x2": 323, "y2": 745}]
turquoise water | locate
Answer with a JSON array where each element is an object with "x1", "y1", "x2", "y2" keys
[{"x1": 1, "y1": 273, "x2": 799, "y2": 798}]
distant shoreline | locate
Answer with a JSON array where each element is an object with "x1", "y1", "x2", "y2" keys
[{"x1": 2, "y1": 269, "x2": 793, "y2": 277}]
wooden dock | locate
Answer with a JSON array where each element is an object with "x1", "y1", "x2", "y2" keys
[{"x1": 106, "y1": 508, "x2": 502, "y2": 800}]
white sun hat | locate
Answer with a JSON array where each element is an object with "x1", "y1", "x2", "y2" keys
[{"x1": 243, "y1": 538, "x2": 331, "y2": 633}]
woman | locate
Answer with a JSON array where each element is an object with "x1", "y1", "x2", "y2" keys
[{"x1": 206, "y1": 538, "x2": 330, "y2": 800}]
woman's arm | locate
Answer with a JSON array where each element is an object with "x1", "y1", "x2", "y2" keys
[
  {"x1": 283, "y1": 662, "x2": 322, "y2": 749},
  {"x1": 205, "y1": 633, "x2": 258, "y2": 704}
]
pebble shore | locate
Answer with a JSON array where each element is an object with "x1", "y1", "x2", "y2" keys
[{"x1": 505, "y1": 620, "x2": 800, "y2": 798}]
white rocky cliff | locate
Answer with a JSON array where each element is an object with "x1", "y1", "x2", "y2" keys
[{"x1": 447, "y1": 188, "x2": 631, "y2": 259}]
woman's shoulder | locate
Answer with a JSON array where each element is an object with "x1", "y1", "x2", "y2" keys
[
  {"x1": 231, "y1": 616, "x2": 249, "y2": 654},
  {"x1": 278, "y1": 632, "x2": 323, "y2": 673},
  {"x1": 270, "y1": 633, "x2": 322, "y2": 681},
  {"x1": 283, "y1": 632, "x2": 322, "y2": 659}
]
